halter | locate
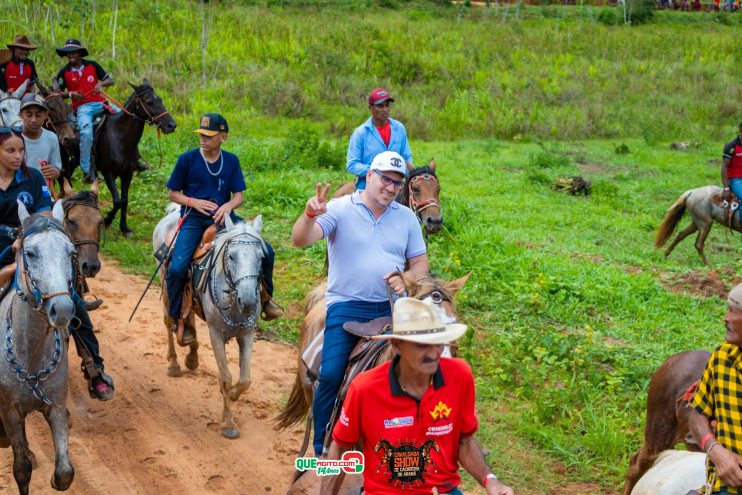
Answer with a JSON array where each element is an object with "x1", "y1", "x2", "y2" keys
[
  {"x1": 407, "y1": 173, "x2": 440, "y2": 219},
  {"x1": 13, "y1": 217, "x2": 74, "y2": 312},
  {"x1": 43, "y1": 92, "x2": 74, "y2": 133},
  {"x1": 62, "y1": 195, "x2": 102, "y2": 251},
  {"x1": 207, "y1": 230, "x2": 266, "y2": 330},
  {"x1": 114, "y1": 88, "x2": 170, "y2": 127}
]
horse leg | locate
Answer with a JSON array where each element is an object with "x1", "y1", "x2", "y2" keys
[
  {"x1": 184, "y1": 314, "x2": 199, "y2": 371},
  {"x1": 664, "y1": 223, "x2": 698, "y2": 258},
  {"x1": 45, "y1": 405, "x2": 74, "y2": 490},
  {"x1": 118, "y1": 170, "x2": 134, "y2": 236},
  {"x1": 694, "y1": 222, "x2": 712, "y2": 266},
  {"x1": 230, "y1": 331, "x2": 254, "y2": 401},
  {"x1": 2, "y1": 409, "x2": 32, "y2": 495},
  {"x1": 102, "y1": 171, "x2": 121, "y2": 228},
  {"x1": 210, "y1": 333, "x2": 239, "y2": 439}
]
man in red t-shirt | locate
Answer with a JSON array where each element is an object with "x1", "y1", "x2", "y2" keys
[
  {"x1": 321, "y1": 298, "x2": 515, "y2": 495},
  {"x1": 54, "y1": 38, "x2": 115, "y2": 183},
  {"x1": 721, "y1": 122, "x2": 742, "y2": 205},
  {"x1": 0, "y1": 35, "x2": 38, "y2": 95}
]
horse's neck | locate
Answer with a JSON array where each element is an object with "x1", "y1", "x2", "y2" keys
[
  {"x1": 7, "y1": 294, "x2": 51, "y2": 362},
  {"x1": 108, "y1": 110, "x2": 146, "y2": 144}
]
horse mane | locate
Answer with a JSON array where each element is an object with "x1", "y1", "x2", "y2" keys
[
  {"x1": 21, "y1": 214, "x2": 65, "y2": 235},
  {"x1": 398, "y1": 165, "x2": 437, "y2": 205},
  {"x1": 211, "y1": 222, "x2": 265, "y2": 276},
  {"x1": 62, "y1": 191, "x2": 99, "y2": 212}
]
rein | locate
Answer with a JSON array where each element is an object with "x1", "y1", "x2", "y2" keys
[{"x1": 407, "y1": 173, "x2": 440, "y2": 219}]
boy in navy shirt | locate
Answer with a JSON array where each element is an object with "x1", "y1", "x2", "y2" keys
[{"x1": 165, "y1": 114, "x2": 281, "y2": 345}]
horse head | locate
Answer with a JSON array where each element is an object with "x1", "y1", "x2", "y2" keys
[
  {"x1": 17, "y1": 200, "x2": 75, "y2": 328},
  {"x1": 399, "y1": 159, "x2": 442, "y2": 234},
  {"x1": 214, "y1": 215, "x2": 265, "y2": 318},
  {"x1": 37, "y1": 80, "x2": 76, "y2": 150},
  {"x1": 60, "y1": 179, "x2": 103, "y2": 277},
  {"x1": 0, "y1": 79, "x2": 27, "y2": 127},
  {"x1": 126, "y1": 79, "x2": 177, "y2": 134}
]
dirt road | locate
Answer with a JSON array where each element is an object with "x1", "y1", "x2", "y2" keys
[{"x1": 0, "y1": 257, "x2": 304, "y2": 494}]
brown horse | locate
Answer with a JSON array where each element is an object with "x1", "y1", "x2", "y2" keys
[
  {"x1": 655, "y1": 185, "x2": 736, "y2": 265},
  {"x1": 333, "y1": 159, "x2": 443, "y2": 234},
  {"x1": 279, "y1": 272, "x2": 469, "y2": 494},
  {"x1": 622, "y1": 350, "x2": 710, "y2": 495},
  {"x1": 59, "y1": 179, "x2": 104, "y2": 278},
  {"x1": 35, "y1": 81, "x2": 76, "y2": 159}
]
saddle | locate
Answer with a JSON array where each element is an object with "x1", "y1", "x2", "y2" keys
[{"x1": 155, "y1": 224, "x2": 217, "y2": 264}]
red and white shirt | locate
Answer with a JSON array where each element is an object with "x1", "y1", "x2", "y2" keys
[
  {"x1": 332, "y1": 356, "x2": 478, "y2": 494},
  {"x1": 54, "y1": 60, "x2": 109, "y2": 111},
  {"x1": 0, "y1": 58, "x2": 38, "y2": 94}
]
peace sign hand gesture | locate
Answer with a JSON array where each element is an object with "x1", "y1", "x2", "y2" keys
[{"x1": 306, "y1": 182, "x2": 331, "y2": 218}]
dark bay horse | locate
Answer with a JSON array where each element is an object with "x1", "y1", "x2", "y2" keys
[
  {"x1": 35, "y1": 81, "x2": 76, "y2": 158},
  {"x1": 50, "y1": 79, "x2": 176, "y2": 235},
  {"x1": 333, "y1": 159, "x2": 443, "y2": 234},
  {"x1": 622, "y1": 350, "x2": 709, "y2": 495},
  {"x1": 655, "y1": 185, "x2": 736, "y2": 265}
]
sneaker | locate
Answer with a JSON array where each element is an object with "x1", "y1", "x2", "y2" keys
[{"x1": 88, "y1": 375, "x2": 114, "y2": 401}]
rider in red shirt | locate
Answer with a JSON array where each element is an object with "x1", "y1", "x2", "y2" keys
[
  {"x1": 0, "y1": 35, "x2": 38, "y2": 95},
  {"x1": 322, "y1": 298, "x2": 515, "y2": 495}
]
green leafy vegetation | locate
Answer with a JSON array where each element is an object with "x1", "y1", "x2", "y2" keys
[{"x1": 4, "y1": 1, "x2": 742, "y2": 492}]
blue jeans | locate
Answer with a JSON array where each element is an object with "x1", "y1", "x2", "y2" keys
[
  {"x1": 165, "y1": 213, "x2": 275, "y2": 319},
  {"x1": 76, "y1": 102, "x2": 106, "y2": 174},
  {"x1": 730, "y1": 178, "x2": 742, "y2": 202},
  {"x1": 312, "y1": 300, "x2": 392, "y2": 456},
  {"x1": 71, "y1": 292, "x2": 104, "y2": 370}
]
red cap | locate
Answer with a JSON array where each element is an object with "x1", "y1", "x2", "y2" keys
[{"x1": 368, "y1": 88, "x2": 395, "y2": 106}]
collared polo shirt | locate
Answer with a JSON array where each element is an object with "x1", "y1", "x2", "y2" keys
[
  {"x1": 0, "y1": 57, "x2": 38, "y2": 93},
  {"x1": 723, "y1": 136, "x2": 742, "y2": 179},
  {"x1": 347, "y1": 117, "x2": 413, "y2": 190},
  {"x1": 332, "y1": 356, "x2": 478, "y2": 494},
  {"x1": 0, "y1": 168, "x2": 52, "y2": 228},
  {"x1": 692, "y1": 342, "x2": 742, "y2": 494},
  {"x1": 315, "y1": 191, "x2": 426, "y2": 306},
  {"x1": 54, "y1": 60, "x2": 109, "y2": 111}
]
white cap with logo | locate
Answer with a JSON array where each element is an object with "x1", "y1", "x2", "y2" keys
[{"x1": 370, "y1": 151, "x2": 408, "y2": 177}]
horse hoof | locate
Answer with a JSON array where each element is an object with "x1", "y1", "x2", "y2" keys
[
  {"x1": 185, "y1": 353, "x2": 199, "y2": 371},
  {"x1": 167, "y1": 366, "x2": 182, "y2": 377},
  {"x1": 50, "y1": 467, "x2": 74, "y2": 491},
  {"x1": 222, "y1": 428, "x2": 240, "y2": 439},
  {"x1": 121, "y1": 229, "x2": 134, "y2": 238}
]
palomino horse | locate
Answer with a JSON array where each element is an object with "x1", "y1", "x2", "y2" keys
[
  {"x1": 278, "y1": 272, "x2": 469, "y2": 494},
  {"x1": 0, "y1": 79, "x2": 28, "y2": 127},
  {"x1": 58, "y1": 79, "x2": 176, "y2": 235},
  {"x1": 333, "y1": 160, "x2": 443, "y2": 234},
  {"x1": 0, "y1": 201, "x2": 77, "y2": 495},
  {"x1": 153, "y1": 206, "x2": 266, "y2": 439},
  {"x1": 622, "y1": 350, "x2": 709, "y2": 495},
  {"x1": 655, "y1": 185, "x2": 739, "y2": 265},
  {"x1": 630, "y1": 450, "x2": 705, "y2": 495}
]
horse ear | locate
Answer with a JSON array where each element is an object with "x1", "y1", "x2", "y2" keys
[
  {"x1": 61, "y1": 178, "x2": 74, "y2": 199},
  {"x1": 36, "y1": 80, "x2": 48, "y2": 95},
  {"x1": 224, "y1": 214, "x2": 234, "y2": 231},
  {"x1": 17, "y1": 200, "x2": 29, "y2": 223},
  {"x1": 11, "y1": 79, "x2": 29, "y2": 99},
  {"x1": 446, "y1": 272, "x2": 471, "y2": 295},
  {"x1": 127, "y1": 81, "x2": 139, "y2": 92},
  {"x1": 90, "y1": 179, "x2": 99, "y2": 196},
  {"x1": 252, "y1": 214, "x2": 263, "y2": 234},
  {"x1": 52, "y1": 199, "x2": 65, "y2": 222},
  {"x1": 427, "y1": 158, "x2": 436, "y2": 172},
  {"x1": 142, "y1": 78, "x2": 150, "y2": 87}
]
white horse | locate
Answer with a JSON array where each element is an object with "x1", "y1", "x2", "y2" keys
[
  {"x1": 0, "y1": 201, "x2": 77, "y2": 495},
  {"x1": 153, "y1": 206, "x2": 265, "y2": 439},
  {"x1": 631, "y1": 450, "x2": 706, "y2": 495},
  {"x1": 0, "y1": 80, "x2": 29, "y2": 127}
]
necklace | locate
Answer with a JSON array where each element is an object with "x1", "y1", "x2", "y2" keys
[{"x1": 201, "y1": 150, "x2": 223, "y2": 177}]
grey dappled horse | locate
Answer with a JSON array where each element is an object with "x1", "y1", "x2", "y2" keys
[
  {"x1": 153, "y1": 206, "x2": 265, "y2": 439},
  {"x1": 0, "y1": 201, "x2": 76, "y2": 495},
  {"x1": 0, "y1": 80, "x2": 28, "y2": 127}
]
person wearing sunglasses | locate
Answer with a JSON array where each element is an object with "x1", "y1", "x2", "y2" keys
[
  {"x1": 347, "y1": 88, "x2": 414, "y2": 191},
  {"x1": 292, "y1": 150, "x2": 429, "y2": 457}
]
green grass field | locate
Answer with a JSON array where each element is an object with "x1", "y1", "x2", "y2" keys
[{"x1": 5, "y1": 0, "x2": 742, "y2": 492}]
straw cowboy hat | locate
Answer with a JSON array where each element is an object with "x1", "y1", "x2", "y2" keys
[
  {"x1": 372, "y1": 297, "x2": 467, "y2": 345},
  {"x1": 7, "y1": 35, "x2": 37, "y2": 51}
]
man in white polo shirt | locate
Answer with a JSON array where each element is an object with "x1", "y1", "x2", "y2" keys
[{"x1": 292, "y1": 150, "x2": 429, "y2": 457}]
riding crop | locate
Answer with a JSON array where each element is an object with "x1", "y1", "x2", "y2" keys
[{"x1": 128, "y1": 208, "x2": 190, "y2": 322}]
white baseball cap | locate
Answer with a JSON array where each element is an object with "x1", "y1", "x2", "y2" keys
[{"x1": 369, "y1": 151, "x2": 408, "y2": 177}]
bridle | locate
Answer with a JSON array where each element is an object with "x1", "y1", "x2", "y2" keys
[
  {"x1": 127, "y1": 89, "x2": 170, "y2": 127},
  {"x1": 13, "y1": 218, "x2": 74, "y2": 313},
  {"x1": 62, "y1": 196, "x2": 102, "y2": 252},
  {"x1": 43, "y1": 93, "x2": 75, "y2": 135},
  {"x1": 407, "y1": 173, "x2": 440, "y2": 219}
]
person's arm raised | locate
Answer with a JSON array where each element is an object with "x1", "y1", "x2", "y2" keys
[{"x1": 292, "y1": 182, "x2": 330, "y2": 248}]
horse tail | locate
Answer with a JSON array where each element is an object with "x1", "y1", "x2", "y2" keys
[
  {"x1": 275, "y1": 372, "x2": 310, "y2": 430},
  {"x1": 655, "y1": 191, "x2": 690, "y2": 248}
]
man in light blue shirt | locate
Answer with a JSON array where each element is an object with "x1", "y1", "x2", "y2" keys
[
  {"x1": 292, "y1": 150, "x2": 428, "y2": 457},
  {"x1": 347, "y1": 88, "x2": 413, "y2": 190}
]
